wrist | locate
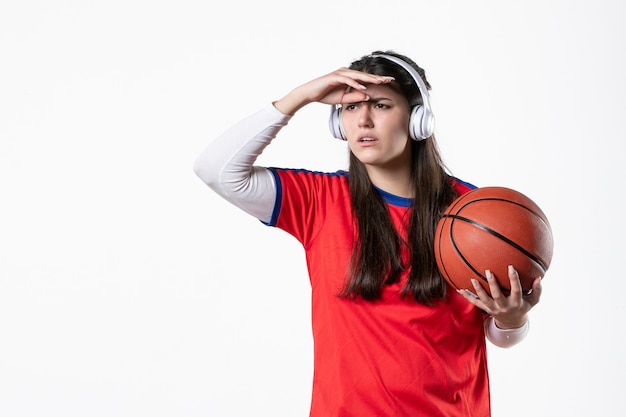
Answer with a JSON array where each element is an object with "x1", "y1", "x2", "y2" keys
[
  {"x1": 494, "y1": 315, "x2": 528, "y2": 330},
  {"x1": 274, "y1": 86, "x2": 312, "y2": 115}
]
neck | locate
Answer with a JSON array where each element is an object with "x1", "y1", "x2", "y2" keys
[{"x1": 366, "y1": 165, "x2": 413, "y2": 198}]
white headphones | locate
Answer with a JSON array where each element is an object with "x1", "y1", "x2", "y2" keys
[{"x1": 328, "y1": 54, "x2": 435, "y2": 141}]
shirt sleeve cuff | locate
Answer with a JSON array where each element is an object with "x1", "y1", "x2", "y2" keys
[{"x1": 484, "y1": 316, "x2": 530, "y2": 348}]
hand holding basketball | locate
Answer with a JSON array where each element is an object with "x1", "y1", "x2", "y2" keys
[{"x1": 459, "y1": 265, "x2": 542, "y2": 329}]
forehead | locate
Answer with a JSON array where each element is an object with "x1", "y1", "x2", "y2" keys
[{"x1": 362, "y1": 82, "x2": 407, "y2": 102}]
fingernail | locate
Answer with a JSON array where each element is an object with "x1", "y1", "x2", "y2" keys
[
  {"x1": 485, "y1": 270, "x2": 492, "y2": 280},
  {"x1": 508, "y1": 265, "x2": 515, "y2": 274},
  {"x1": 472, "y1": 279, "x2": 479, "y2": 287}
]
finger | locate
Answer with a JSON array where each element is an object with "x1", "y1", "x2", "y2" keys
[
  {"x1": 332, "y1": 71, "x2": 394, "y2": 93},
  {"x1": 340, "y1": 91, "x2": 370, "y2": 104},
  {"x1": 336, "y1": 76, "x2": 368, "y2": 91},
  {"x1": 336, "y1": 68, "x2": 395, "y2": 85},
  {"x1": 524, "y1": 277, "x2": 543, "y2": 306},
  {"x1": 507, "y1": 265, "x2": 524, "y2": 299},
  {"x1": 485, "y1": 269, "x2": 505, "y2": 302},
  {"x1": 457, "y1": 287, "x2": 478, "y2": 301},
  {"x1": 456, "y1": 288, "x2": 487, "y2": 311},
  {"x1": 471, "y1": 277, "x2": 495, "y2": 309}
]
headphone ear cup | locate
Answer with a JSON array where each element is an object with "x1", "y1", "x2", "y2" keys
[
  {"x1": 328, "y1": 105, "x2": 347, "y2": 140},
  {"x1": 409, "y1": 105, "x2": 435, "y2": 141}
]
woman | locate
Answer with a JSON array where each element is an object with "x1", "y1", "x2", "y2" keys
[{"x1": 193, "y1": 50, "x2": 542, "y2": 417}]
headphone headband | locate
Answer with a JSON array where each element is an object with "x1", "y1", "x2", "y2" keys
[{"x1": 368, "y1": 54, "x2": 433, "y2": 114}]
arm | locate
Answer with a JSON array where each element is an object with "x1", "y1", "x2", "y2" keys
[
  {"x1": 193, "y1": 68, "x2": 396, "y2": 221},
  {"x1": 193, "y1": 105, "x2": 291, "y2": 223}
]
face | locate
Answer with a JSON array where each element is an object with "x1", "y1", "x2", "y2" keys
[{"x1": 342, "y1": 83, "x2": 412, "y2": 170}]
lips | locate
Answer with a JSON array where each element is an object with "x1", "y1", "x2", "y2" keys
[{"x1": 358, "y1": 136, "x2": 378, "y2": 143}]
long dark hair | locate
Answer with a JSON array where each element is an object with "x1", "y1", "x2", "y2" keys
[{"x1": 340, "y1": 51, "x2": 459, "y2": 305}]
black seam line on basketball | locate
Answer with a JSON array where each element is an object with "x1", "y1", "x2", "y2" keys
[
  {"x1": 435, "y1": 221, "x2": 466, "y2": 290},
  {"x1": 445, "y1": 218, "x2": 510, "y2": 295},
  {"x1": 455, "y1": 197, "x2": 551, "y2": 230},
  {"x1": 442, "y1": 213, "x2": 548, "y2": 273}
]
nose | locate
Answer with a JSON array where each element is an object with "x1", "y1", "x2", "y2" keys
[{"x1": 357, "y1": 106, "x2": 373, "y2": 128}]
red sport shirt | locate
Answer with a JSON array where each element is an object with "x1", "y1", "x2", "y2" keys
[{"x1": 267, "y1": 168, "x2": 490, "y2": 417}]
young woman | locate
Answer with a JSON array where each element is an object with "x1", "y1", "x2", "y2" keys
[{"x1": 193, "y1": 50, "x2": 542, "y2": 417}]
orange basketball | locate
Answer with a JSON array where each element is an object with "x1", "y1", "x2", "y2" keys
[{"x1": 434, "y1": 186, "x2": 553, "y2": 296}]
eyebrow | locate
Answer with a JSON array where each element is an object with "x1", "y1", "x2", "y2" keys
[{"x1": 346, "y1": 96, "x2": 393, "y2": 106}]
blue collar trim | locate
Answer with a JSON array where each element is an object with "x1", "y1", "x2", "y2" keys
[{"x1": 375, "y1": 186, "x2": 413, "y2": 207}]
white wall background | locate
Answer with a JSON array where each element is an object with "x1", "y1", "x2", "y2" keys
[{"x1": 1, "y1": 1, "x2": 624, "y2": 416}]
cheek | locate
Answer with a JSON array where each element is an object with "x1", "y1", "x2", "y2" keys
[
  {"x1": 388, "y1": 116, "x2": 411, "y2": 142},
  {"x1": 340, "y1": 111, "x2": 356, "y2": 130}
]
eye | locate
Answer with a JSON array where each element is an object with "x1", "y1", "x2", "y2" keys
[
  {"x1": 344, "y1": 104, "x2": 357, "y2": 111},
  {"x1": 374, "y1": 102, "x2": 391, "y2": 109}
]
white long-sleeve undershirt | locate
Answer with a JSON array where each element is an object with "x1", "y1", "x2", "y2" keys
[{"x1": 193, "y1": 104, "x2": 291, "y2": 223}]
